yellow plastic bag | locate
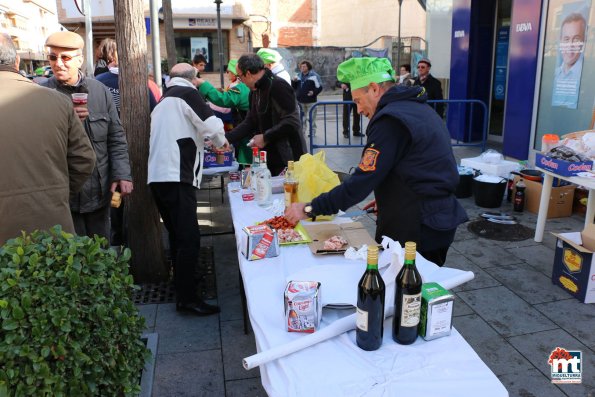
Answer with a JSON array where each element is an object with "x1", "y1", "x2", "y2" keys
[{"x1": 294, "y1": 151, "x2": 340, "y2": 203}]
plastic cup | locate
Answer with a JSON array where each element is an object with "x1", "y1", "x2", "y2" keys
[{"x1": 71, "y1": 93, "x2": 88, "y2": 108}]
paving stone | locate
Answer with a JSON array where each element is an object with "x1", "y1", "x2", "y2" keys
[
  {"x1": 453, "y1": 293, "x2": 475, "y2": 317},
  {"x1": 508, "y1": 329, "x2": 594, "y2": 396},
  {"x1": 137, "y1": 304, "x2": 158, "y2": 330},
  {"x1": 453, "y1": 314, "x2": 533, "y2": 376},
  {"x1": 217, "y1": 268, "x2": 244, "y2": 323},
  {"x1": 225, "y1": 377, "x2": 268, "y2": 397},
  {"x1": 535, "y1": 299, "x2": 595, "y2": 350},
  {"x1": 454, "y1": 222, "x2": 476, "y2": 242},
  {"x1": 450, "y1": 238, "x2": 522, "y2": 268},
  {"x1": 214, "y1": 235, "x2": 244, "y2": 323},
  {"x1": 456, "y1": 286, "x2": 558, "y2": 337},
  {"x1": 152, "y1": 350, "x2": 224, "y2": 397},
  {"x1": 221, "y1": 319, "x2": 261, "y2": 381},
  {"x1": 443, "y1": 252, "x2": 501, "y2": 292},
  {"x1": 497, "y1": 369, "x2": 567, "y2": 397},
  {"x1": 154, "y1": 303, "x2": 221, "y2": 354},
  {"x1": 508, "y1": 244, "x2": 556, "y2": 277},
  {"x1": 483, "y1": 263, "x2": 571, "y2": 304}
]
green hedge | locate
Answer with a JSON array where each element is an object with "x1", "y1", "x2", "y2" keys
[{"x1": 0, "y1": 226, "x2": 149, "y2": 397}]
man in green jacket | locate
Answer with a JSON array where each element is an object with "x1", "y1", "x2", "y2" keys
[{"x1": 195, "y1": 59, "x2": 252, "y2": 165}]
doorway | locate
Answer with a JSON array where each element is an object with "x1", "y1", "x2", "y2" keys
[{"x1": 488, "y1": 0, "x2": 512, "y2": 141}]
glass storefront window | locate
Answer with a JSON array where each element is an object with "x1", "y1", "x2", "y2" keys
[
  {"x1": 174, "y1": 31, "x2": 229, "y2": 73},
  {"x1": 534, "y1": 0, "x2": 595, "y2": 150}
]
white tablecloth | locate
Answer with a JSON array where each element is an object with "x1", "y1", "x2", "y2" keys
[{"x1": 228, "y1": 186, "x2": 509, "y2": 397}]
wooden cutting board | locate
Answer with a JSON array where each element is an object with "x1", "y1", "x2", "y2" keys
[{"x1": 302, "y1": 222, "x2": 381, "y2": 255}]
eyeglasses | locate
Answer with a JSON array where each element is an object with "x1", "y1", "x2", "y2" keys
[
  {"x1": 417, "y1": 65, "x2": 427, "y2": 69},
  {"x1": 47, "y1": 54, "x2": 80, "y2": 62}
]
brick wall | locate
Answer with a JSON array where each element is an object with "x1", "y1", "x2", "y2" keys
[{"x1": 279, "y1": 27, "x2": 313, "y2": 47}]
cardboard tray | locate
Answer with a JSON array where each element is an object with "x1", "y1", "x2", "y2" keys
[{"x1": 302, "y1": 222, "x2": 381, "y2": 255}]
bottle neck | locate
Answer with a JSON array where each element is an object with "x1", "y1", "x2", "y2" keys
[
  {"x1": 366, "y1": 259, "x2": 378, "y2": 270},
  {"x1": 404, "y1": 257, "x2": 416, "y2": 267}
]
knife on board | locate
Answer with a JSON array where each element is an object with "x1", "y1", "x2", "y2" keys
[{"x1": 338, "y1": 208, "x2": 376, "y2": 218}]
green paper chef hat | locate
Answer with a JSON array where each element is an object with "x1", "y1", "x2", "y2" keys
[
  {"x1": 337, "y1": 57, "x2": 395, "y2": 91},
  {"x1": 227, "y1": 59, "x2": 238, "y2": 75},
  {"x1": 257, "y1": 48, "x2": 282, "y2": 64}
]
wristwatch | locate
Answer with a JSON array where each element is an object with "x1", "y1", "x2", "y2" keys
[{"x1": 304, "y1": 203, "x2": 316, "y2": 220}]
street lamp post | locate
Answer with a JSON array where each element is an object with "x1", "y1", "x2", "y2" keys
[
  {"x1": 214, "y1": 0, "x2": 225, "y2": 88},
  {"x1": 397, "y1": 0, "x2": 403, "y2": 70}
]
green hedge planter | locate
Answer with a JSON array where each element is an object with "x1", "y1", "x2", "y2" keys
[{"x1": 0, "y1": 226, "x2": 150, "y2": 397}]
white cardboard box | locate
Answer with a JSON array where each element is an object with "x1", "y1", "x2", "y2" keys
[{"x1": 460, "y1": 156, "x2": 521, "y2": 178}]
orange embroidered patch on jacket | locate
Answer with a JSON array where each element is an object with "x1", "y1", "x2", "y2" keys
[{"x1": 359, "y1": 148, "x2": 380, "y2": 171}]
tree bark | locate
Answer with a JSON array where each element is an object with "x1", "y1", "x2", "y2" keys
[
  {"x1": 162, "y1": 0, "x2": 177, "y2": 71},
  {"x1": 113, "y1": 0, "x2": 168, "y2": 282}
]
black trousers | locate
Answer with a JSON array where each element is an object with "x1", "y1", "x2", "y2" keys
[
  {"x1": 150, "y1": 182, "x2": 201, "y2": 303},
  {"x1": 342, "y1": 103, "x2": 360, "y2": 135},
  {"x1": 72, "y1": 205, "x2": 110, "y2": 240}
]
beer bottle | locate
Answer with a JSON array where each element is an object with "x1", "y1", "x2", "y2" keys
[
  {"x1": 356, "y1": 246, "x2": 385, "y2": 351},
  {"x1": 393, "y1": 241, "x2": 422, "y2": 345},
  {"x1": 283, "y1": 161, "x2": 299, "y2": 210}
]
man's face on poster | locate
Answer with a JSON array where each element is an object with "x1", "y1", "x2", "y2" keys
[{"x1": 560, "y1": 20, "x2": 586, "y2": 69}]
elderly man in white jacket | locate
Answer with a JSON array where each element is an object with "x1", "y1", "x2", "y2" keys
[{"x1": 148, "y1": 62, "x2": 229, "y2": 316}]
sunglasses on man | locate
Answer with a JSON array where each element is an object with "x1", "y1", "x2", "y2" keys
[{"x1": 47, "y1": 54, "x2": 80, "y2": 62}]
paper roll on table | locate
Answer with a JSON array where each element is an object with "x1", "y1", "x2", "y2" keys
[{"x1": 242, "y1": 270, "x2": 474, "y2": 370}]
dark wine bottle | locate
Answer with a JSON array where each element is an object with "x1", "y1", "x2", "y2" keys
[
  {"x1": 356, "y1": 246, "x2": 385, "y2": 351},
  {"x1": 393, "y1": 241, "x2": 422, "y2": 345}
]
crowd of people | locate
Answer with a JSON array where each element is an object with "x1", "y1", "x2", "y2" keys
[{"x1": 1, "y1": 29, "x2": 462, "y2": 316}]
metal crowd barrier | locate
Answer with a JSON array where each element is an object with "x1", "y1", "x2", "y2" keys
[{"x1": 301, "y1": 99, "x2": 488, "y2": 154}]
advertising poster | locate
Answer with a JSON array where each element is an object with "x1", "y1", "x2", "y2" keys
[
  {"x1": 191, "y1": 37, "x2": 209, "y2": 63},
  {"x1": 494, "y1": 27, "x2": 509, "y2": 101},
  {"x1": 551, "y1": 1, "x2": 591, "y2": 108}
]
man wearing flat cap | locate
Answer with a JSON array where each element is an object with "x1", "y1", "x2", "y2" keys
[
  {"x1": 257, "y1": 48, "x2": 291, "y2": 85},
  {"x1": 286, "y1": 57, "x2": 467, "y2": 265},
  {"x1": 42, "y1": 31, "x2": 133, "y2": 241},
  {"x1": 414, "y1": 58, "x2": 444, "y2": 117}
]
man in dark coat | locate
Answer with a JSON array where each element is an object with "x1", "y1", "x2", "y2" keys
[
  {"x1": 286, "y1": 57, "x2": 467, "y2": 265},
  {"x1": 414, "y1": 58, "x2": 444, "y2": 117},
  {"x1": 226, "y1": 54, "x2": 306, "y2": 176},
  {"x1": 42, "y1": 31, "x2": 132, "y2": 240}
]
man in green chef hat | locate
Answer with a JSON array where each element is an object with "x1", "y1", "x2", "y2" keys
[
  {"x1": 285, "y1": 57, "x2": 467, "y2": 265},
  {"x1": 257, "y1": 48, "x2": 291, "y2": 85}
]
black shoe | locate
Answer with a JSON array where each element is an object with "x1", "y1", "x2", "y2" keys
[
  {"x1": 342, "y1": 132, "x2": 349, "y2": 138},
  {"x1": 176, "y1": 300, "x2": 221, "y2": 316},
  {"x1": 353, "y1": 132, "x2": 363, "y2": 137}
]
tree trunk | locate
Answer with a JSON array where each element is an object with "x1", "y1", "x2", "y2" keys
[
  {"x1": 162, "y1": 0, "x2": 177, "y2": 71},
  {"x1": 113, "y1": 0, "x2": 168, "y2": 282}
]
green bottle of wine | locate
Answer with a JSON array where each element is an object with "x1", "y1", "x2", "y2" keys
[
  {"x1": 393, "y1": 241, "x2": 422, "y2": 345},
  {"x1": 356, "y1": 246, "x2": 385, "y2": 351}
]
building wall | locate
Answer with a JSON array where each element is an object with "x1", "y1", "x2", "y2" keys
[
  {"x1": 0, "y1": 0, "x2": 61, "y2": 71},
  {"x1": 247, "y1": 0, "x2": 316, "y2": 48},
  {"x1": 319, "y1": 0, "x2": 426, "y2": 47}
]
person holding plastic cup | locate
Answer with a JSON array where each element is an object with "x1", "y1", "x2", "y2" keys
[{"x1": 42, "y1": 31, "x2": 132, "y2": 241}]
